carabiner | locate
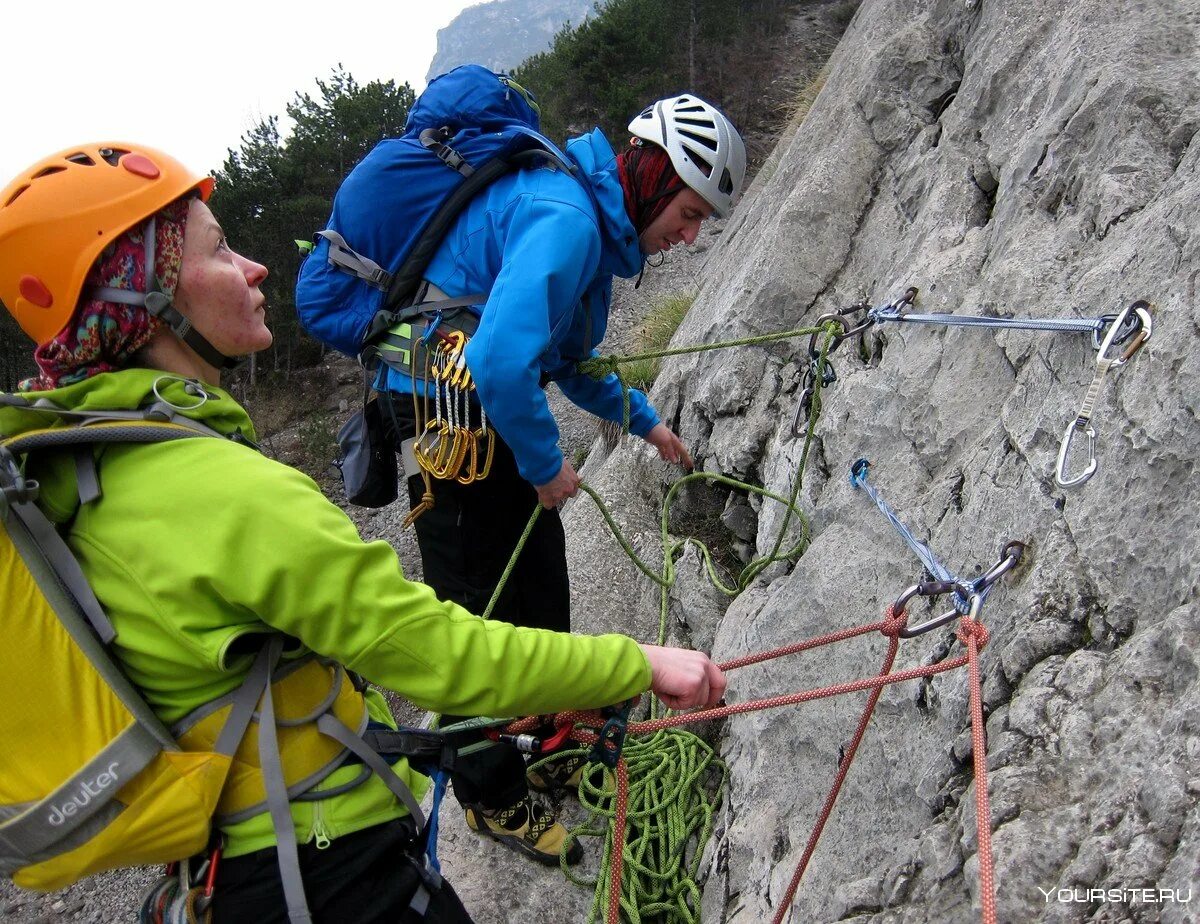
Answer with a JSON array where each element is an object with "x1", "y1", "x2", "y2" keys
[
  {"x1": 1092, "y1": 300, "x2": 1152, "y2": 352},
  {"x1": 1055, "y1": 300, "x2": 1152, "y2": 489},
  {"x1": 1098, "y1": 300, "x2": 1153, "y2": 366},
  {"x1": 807, "y1": 313, "x2": 851, "y2": 360},
  {"x1": 894, "y1": 580, "x2": 971, "y2": 638},
  {"x1": 1055, "y1": 418, "x2": 1097, "y2": 488}
]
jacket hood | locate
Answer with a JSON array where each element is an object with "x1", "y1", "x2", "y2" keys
[
  {"x1": 564, "y1": 129, "x2": 644, "y2": 280},
  {"x1": 0, "y1": 369, "x2": 257, "y2": 521}
]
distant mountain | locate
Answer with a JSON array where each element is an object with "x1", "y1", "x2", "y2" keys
[{"x1": 426, "y1": 0, "x2": 595, "y2": 84}]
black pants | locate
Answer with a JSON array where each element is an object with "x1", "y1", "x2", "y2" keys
[
  {"x1": 210, "y1": 819, "x2": 472, "y2": 923},
  {"x1": 383, "y1": 395, "x2": 571, "y2": 808}
]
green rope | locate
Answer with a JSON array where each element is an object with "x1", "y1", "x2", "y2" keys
[
  {"x1": 576, "y1": 325, "x2": 828, "y2": 378},
  {"x1": 481, "y1": 504, "x2": 543, "y2": 620},
  {"x1": 475, "y1": 322, "x2": 838, "y2": 921},
  {"x1": 576, "y1": 324, "x2": 826, "y2": 433}
]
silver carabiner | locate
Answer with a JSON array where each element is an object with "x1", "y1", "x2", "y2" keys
[
  {"x1": 1054, "y1": 418, "x2": 1097, "y2": 488},
  {"x1": 894, "y1": 580, "x2": 958, "y2": 638},
  {"x1": 1054, "y1": 300, "x2": 1152, "y2": 490}
]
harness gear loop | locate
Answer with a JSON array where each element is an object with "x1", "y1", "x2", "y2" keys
[{"x1": 1054, "y1": 300, "x2": 1153, "y2": 489}]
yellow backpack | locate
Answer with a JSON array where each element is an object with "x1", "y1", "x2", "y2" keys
[{"x1": 0, "y1": 407, "x2": 448, "y2": 923}]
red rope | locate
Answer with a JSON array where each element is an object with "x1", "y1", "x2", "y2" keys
[
  {"x1": 770, "y1": 613, "x2": 902, "y2": 923},
  {"x1": 607, "y1": 759, "x2": 631, "y2": 924},
  {"x1": 505, "y1": 608, "x2": 999, "y2": 924},
  {"x1": 960, "y1": 617, "x2": 997, "y2": 924}
]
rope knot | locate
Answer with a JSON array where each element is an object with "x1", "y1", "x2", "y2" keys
[
  {"x1": 579, "y1": 355, "x2": 621, "y2": 380},
  {"x1": 956, "y1": 617, "x2": 989, "y2": 649},
  {"x1": 881, "y1": 604, "x2": 906, "y2": 639}
]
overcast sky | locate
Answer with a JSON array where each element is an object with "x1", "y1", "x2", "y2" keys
[{"x1": 2, "y1": 1, "x2": 483, "y2": 184}]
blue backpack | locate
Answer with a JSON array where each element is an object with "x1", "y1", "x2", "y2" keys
[{"x1": 295, "y1": 65, "x2": 576, "y2": 359}]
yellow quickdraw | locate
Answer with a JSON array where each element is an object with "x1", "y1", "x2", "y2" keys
[{"x1": 411, "y1": 328, "x2": 493, "y2": 488}]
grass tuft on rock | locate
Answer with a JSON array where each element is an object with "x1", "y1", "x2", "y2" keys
[{"x1": 622, "y1": 291, "x2": 695, "y2": 391}]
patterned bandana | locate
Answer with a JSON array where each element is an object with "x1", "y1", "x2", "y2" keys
[
  {"x1": 617, "y1": 141, "x2": 687, "y2": 236},
  {"x1": 20, "y1": 198, "x2": 190, "y2": 392}
]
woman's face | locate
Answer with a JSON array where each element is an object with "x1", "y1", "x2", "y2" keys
[
  {"x1": 174, "y1": 198, "x2": 271, "y2": 357},
  {"x1": 638, "y1": 188, "x2": 714, "y2": 255}
]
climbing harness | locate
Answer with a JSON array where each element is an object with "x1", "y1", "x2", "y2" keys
[{"x1": 1054, "y1": 299, "x2": 1153, "y2": 488}]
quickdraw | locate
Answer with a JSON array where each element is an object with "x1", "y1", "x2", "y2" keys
[
  {"x1": 794, "y1": 289, "x2": 1153, "y2": 488},
  {"x1": 1054, "y1": 299, "x2": 1153, "y2": 488},
  {"x1": 411, "y1": 326, "x2": 494, "y2": 485}
]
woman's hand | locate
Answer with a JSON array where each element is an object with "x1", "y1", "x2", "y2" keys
[
  {"x1": 535, "y1": 460, "x2": 582, "y2": 509},
  {"x1": 644, "y1": 423, "x2": 694, "y2": 470},
  {"x1": 638, "y1": 644, "x2": 727, "y2": 710}
]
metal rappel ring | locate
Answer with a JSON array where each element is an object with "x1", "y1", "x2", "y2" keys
[{"x1": 151, "y1": 375, "x2": 212, "y2": 411}]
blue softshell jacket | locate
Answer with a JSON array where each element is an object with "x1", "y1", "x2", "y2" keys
[{"x1": 376, "y1": 129, "x2": 660, "y2": 486}]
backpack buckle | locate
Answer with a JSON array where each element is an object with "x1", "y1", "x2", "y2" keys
[{"x1": 0, "y1": 446, "x2": 38, "y2": 507}]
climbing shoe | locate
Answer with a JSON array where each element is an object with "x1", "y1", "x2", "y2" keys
[
  {"x1": 527, "y1": 753, "x2": 589, "y2": 794},
  {"x1": 464, "y1": 796, "x2": 582, "y2": 866}
]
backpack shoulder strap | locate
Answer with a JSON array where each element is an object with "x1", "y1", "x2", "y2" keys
[{"x1": 1, "y1": 415, "x2": 218, "y2": 640}]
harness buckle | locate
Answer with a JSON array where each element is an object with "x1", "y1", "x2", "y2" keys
[{"x1": 0, "y1": 446, "x2": 38, "y2": 507}]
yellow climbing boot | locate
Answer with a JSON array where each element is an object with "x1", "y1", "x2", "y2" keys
[
  {"x1": 464, "y1": 796, "x2": 582, "y2": 866},
  {"x1": 528, "y1": 754, "x2": 614, "y2": 796}
]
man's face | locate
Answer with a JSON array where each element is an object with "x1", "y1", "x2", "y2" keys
[{"x1": 638, "y1": 188, "x2": 714, "y2": 255}]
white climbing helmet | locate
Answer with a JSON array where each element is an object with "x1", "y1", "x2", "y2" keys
[{"x1": 628, "y1": 94, "x2": 747, "y2": 219}]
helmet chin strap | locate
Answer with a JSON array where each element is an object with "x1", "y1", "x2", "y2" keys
[{"x1": 90, "y1": 216, "x2": 243, "y2": 372}]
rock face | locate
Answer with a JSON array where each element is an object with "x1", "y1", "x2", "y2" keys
[
  {"x1": 427, "y1": 0, "x2": 594, "y2": 83},
  {"x1": 563, "y1": 1, "x2": 1199, "y2": 922}
]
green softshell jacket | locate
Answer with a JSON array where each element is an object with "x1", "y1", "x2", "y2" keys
[{"x1": 0, "y1": 370, "x2": 651, "y2": 857}]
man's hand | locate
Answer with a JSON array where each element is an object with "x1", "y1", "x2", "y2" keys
[
  {"x1": 644, "y1": 423, "x2": 694, "y2": 470},
  {"x1": 535, "y1": 460, "x2": 582, "y2": 509},
  {"x1": 638, "y1": 644, "x2": 727, "y2": 710}
]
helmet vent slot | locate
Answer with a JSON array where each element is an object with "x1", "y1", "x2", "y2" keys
[
  {"x1": 682, "y1": 144, "x2": 714, "y2": 177},
  {"x1": 32, "y1": 166, "x2": 66, "y2": 180},
  {"x1": 98, "y1": 148, "x2": 130, "y2": 167},
  {"x1": 4, "y1": 185, "x2": 30, "y2": 207},
  {"x1": 678, "y1": 128, "x2": 718, "y2": 153},
  {"x1": 65, "y1": 152, "x2": 95, "y2": 166}
]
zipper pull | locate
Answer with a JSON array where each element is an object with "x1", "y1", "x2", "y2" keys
[{"x1": 310, "y1": 811, "x2": 332, "y2": 850}]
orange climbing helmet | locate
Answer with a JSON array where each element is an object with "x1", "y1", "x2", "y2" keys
[{"x1": 0, "y1": 142, "x2": 214, "y2": 345}]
